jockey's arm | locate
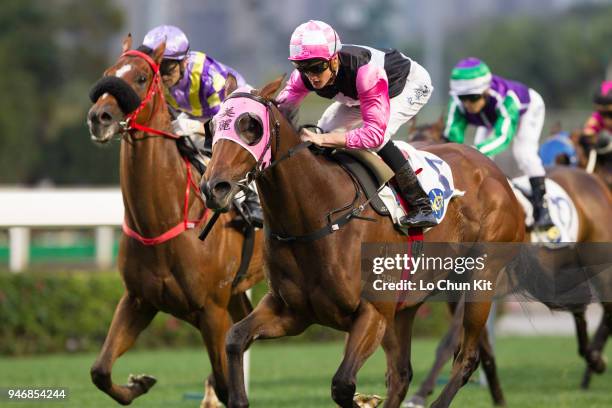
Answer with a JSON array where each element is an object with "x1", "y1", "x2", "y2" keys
[
  {"x1": 343, "y1": 65, "x2": 389, "y2": 149},
  {"x1": 276, "y1": 69, "x2": 310, "y2": 113},
  {"x1": 476, "y1": 94, "x2": 519, "y2": 157},
  {"x1": 444, "y1": 98, "x2": 467, "y2": 143},
  {"x1": 302, "y1": 65, "x2": 390, "y2": 149}
]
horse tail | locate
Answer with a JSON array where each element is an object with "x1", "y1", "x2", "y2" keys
[{"x1": 507, "y1": 245, "x2": 594, "y2": 311}]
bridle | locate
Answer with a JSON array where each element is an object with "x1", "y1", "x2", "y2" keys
[
  {"x1": 222, "y1": 91, "x2": 313, "y2": 187},
  {"x1": 117, "y1": 49, "x2": 181, "y2": 141},
  {"x1": 214, "y1": 92, "x2": 376, "y2": 243},
  {"x1": 106, "y1": 49, "x2": 207, "y2": 245}
]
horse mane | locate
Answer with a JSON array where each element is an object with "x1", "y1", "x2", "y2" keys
[
  {"x1": 276, "y1": 103, "x2": 300, "y2": 131},
  {"x1": 248, "y1": 86, "x2": 300, "y2": 132},
  {"x1": 136, "y1": 45, "x2": 153, "y2": 55}
]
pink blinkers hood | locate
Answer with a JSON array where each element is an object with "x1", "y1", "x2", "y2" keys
[{"x1": 212, "y1": 86, "x2": 272, "y2": 168}]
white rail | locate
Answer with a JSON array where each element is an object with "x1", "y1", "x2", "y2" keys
[{"x1": 0, "y1": 188, "x2": 123, "y2": 271}]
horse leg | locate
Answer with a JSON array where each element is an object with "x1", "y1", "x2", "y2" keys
[
  {"x1": 430, "y1": 301, "x2": 491, "y2": 408},
  {"x1": 199, "y1": 293, "x2": 253, "y2": 408},
  {"x1": 572, "y1": 308, "x2": 591, "y2": 366},
  {"x1": 331, "y1": 300, "x2": 387, "y2": 408},
  {"x1": 381, "y1": 305, "x2": 419, "y2": 408},
  {"x1": 581, "y1": 302, "x2": 611, "y2": 388},
  {"x1": 478, "y1": 322, "x2": 506, "y2": 406},
  {"x1": 225, "y1": 293, "x2": 309, "y2": 408},
  {"x1": 404, "y1": 301, "x2": 463, "y2": 408},
  {"x1": 90, "y1": 292, "x2": 158, "y2": 405}
]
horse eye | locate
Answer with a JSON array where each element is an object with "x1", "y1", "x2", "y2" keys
[
  {"x1": 137, "y1": 75, "x2": 147, "y2": 85},
  {"x1": 235, "y1": 113, "x2": 263, "y2": 146}
]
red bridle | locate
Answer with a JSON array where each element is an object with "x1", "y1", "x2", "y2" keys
[
  {"x1": 118, "y1": 49, "x2": 208, "y2": 245},
  {"x1": 119, "y1": 49, "x2": 179, "y2": 140}
]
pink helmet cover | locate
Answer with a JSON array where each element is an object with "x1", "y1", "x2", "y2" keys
[{"x1": 212, "y1": 87, "x2": 272, "y2": 168}]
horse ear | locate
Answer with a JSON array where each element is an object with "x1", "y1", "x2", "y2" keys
[
  {"x1": 257, "y1": 74, "x2": 286, "y2": 99},
  {"x1": 151, "y1": 40, "x2": 167, "y2": 65},
  {"x1": 407, "y1": 117, "x2": 417, "y2": 133},
  {"x1": 122, "y1": 33, "x2": 133, "y2": 54},
  {"x1": 225, "y1": 73, "x2": 238, "y2": 96},
  {"x1": 435, "y1": 114, "x2": 445, "y2": 129}
]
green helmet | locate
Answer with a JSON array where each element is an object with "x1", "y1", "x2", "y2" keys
[{"x1": 449, "y1": 58, "x2": 492, "y2": 96}]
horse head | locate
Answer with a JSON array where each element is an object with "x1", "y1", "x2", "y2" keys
[
  {"x1": 201, "y1": 76, "x2": 285, "y2": 211},
  {"x1": 87, "y1": 34, "x2": 167, "y2": 144},
  {"x1": 407, "y1": 115, "x2": 445, "y2": 144}
]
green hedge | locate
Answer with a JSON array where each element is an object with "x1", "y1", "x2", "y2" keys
[{"x1": 0, "y1": 271, "x2": 451, "y2": 356}]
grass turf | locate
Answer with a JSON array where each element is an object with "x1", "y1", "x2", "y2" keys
[{"x1": 0, "y1": 336, "x2": 610, "y2": 407}]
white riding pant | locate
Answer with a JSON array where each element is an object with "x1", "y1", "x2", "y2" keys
[{"x1": 317, "y1": 60, "x2": 433, "y2": 152}]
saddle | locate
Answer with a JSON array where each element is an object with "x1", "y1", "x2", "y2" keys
[
  {"x1": 325, "y1": 142, "x2": 463, "y2": 230},
  {"x1": 510, "y1": 176, "x2": 579, "y2": 244},
  {"x1": 330, "y1": 150, "x2": 393, "y2": 216}
]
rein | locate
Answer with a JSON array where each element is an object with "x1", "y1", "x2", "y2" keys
[
  {"x1": 226, "y1": 92, "x2": 377, "y2": 243},
  {"x1": 118, "y1": 50, "x2": 180, "y2": 141},
  {"x1": 113, "y1": 49, "x2": 208, "y2": 245}
]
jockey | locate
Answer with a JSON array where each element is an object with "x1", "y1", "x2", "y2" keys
[
  {"x1": 277, "y1": 20, "x2": 437, "y2": 228},
  {"x1": 444, "y1": 57, "x2": 554, "y2": 231},
  {"x1": 142, "y1": 25, "x2": 263, "y2": 228},
  {"x1": 582, "y1": 80, "x2": 612, "y2": 148}
]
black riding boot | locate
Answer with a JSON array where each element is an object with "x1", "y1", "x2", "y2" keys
[
  {"x1": 240, "y1": 188, "x2": 264, "y2": 228},
  {"x1": 395, "y1": 162, "x2": 437, "y2": 228},
  {"x1": 529, "y1": 176, "x2": 554, "y2": 231}
]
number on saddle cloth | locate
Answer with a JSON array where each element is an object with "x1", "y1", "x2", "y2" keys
[{"x1": 425, "y1": 157, "x2": 453, "y2": 199}]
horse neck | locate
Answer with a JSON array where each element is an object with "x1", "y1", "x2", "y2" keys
[
  {"x1": 120, "y1": 96, "x2": 189, "y2": 235},
  {"x1": 257, "y1": 115, "x2": 355, "y2": 235}
]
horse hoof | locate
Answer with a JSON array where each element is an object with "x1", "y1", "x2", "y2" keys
[
  {"x1": 588, "y1": 353, "x2": 608, "y2": 374},
  {"x1": 127, "y1": 374, "x2": 157, "y2": 394},
  {"x1": 402, "y1": 395, "x2": 426, "y2": 408},
  {"x1": 353, "y1": 393, "x2": 384, "y2": 407}
]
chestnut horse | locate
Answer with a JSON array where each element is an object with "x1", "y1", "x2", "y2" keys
[
  {"x1": 200, "y1": 77, "x2": 525, "y2": 408},
  {"x1": 86, "y1": 35, "x2": 264, "y2": 406},
  {"x1": 403, "y1": 121, "x2": 612, "y2": 407}
]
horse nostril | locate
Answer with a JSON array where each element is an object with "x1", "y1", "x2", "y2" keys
[
  {"x1": 211, "y1": 181, "x2": 232, "y2": 200},
  {"x1": 99, "y1": 110, "x2": 114, "y2": 125}
]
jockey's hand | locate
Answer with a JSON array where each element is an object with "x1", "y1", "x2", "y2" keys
[
  {"x1": 300, "y1": 128, "x2": 324, "y2": 145},
  {"x1": 172, "y1": 113, "x2": 204, "y2": 136},
  {"x1": 300, "y1": 128, "x2": 347, "y2": 148}
]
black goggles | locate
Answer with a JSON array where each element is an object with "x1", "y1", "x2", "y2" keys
[
  {"x1": 458, "y1": 94, "x2": 484, "y2": 103},
  {"x1": 599, "y1": 110, "x2": 612, "y2": 119},
  {"x1": 292, "y1": 59, "x2": 330, "y2": 75},
  {"x1": 160, "y1": 60, "x2": 179, "y2": 76}
]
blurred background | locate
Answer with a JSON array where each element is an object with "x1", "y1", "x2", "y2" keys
[
  {"x1": 0, "y1": 3, "x2": 610, "y2": 406},
  {"x1": 1, "y1": 0, "x2": 611, "y2": 188},
  {"x1": 2, "y1": 0, "x2": 611, "y2": 269}
]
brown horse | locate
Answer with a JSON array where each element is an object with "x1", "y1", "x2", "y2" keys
[
  {"x1": 86, "y1": 35, "x2": 264, "y2": 406},
  {"x1": 200, "y1": 77, "x2": 526, "y2": 408},
  {"x1": 404, "y1": 121, "x2": 612, "y2": 407}
]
